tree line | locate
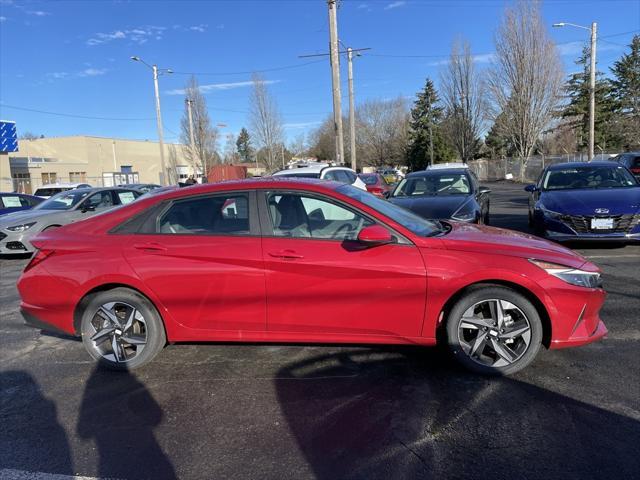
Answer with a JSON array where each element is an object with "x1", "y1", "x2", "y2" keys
[{"x1": 178, "y1": 0, "x2": 639, "y2": 176}]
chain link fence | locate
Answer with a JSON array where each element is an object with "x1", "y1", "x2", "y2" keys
[{"x1": 468, "y1": 153, "x2": 618, "y2": 183}]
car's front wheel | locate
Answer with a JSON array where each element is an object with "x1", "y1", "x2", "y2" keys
[
  {"x1": 80, "y1": 288, "x2": 166, "y2": 370},
  {"x1": 446, "y1": 285, "x2": 542, "y2": 375}
]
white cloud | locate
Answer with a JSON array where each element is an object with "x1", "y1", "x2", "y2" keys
[
  {"x1": 166, "y1": 79, "x2": 280, "y2": 95},
  {"x1": 357, "y1": 3, "x2": 369, "y2": 8},
  {"x1": 48, "y1": 72, "x2": 70, "y2": 79},
  {"x1": 427, "y1": 52, "x2": 496, "y2": 67},
  {"x1": 86, "y1": 26, "x2": 165, "y2": 46},
  {"x1": 27, "y1": 10, "x2": 50, "y2": 16},
  {"x1": 0, "y1": 16, "x2": 6, "y2": 22},
  {"x1": 189, "y1": 24, "x2": 207, "y2": 33},
  {"x1": 384, "y1": 1, "x2": 406, "y2": 10},
  {"x1": 79, "y1": 68, "x2": 108, "y2": 77}
]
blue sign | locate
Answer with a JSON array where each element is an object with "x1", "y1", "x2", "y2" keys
[{"x1": 0, "y1": 120, "x2": 18, "y2": 152}]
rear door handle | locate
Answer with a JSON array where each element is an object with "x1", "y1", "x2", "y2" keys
[
  {"x1": 133, "y1": 243, "x2": 167, "y2": 252},
  {"x1": 268, "y1": 250, "x2": 304, "y2": 259}
]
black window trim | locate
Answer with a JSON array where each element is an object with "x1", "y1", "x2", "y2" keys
[
  {"x1": 112, "y1": 190, "x2": 260, "y2": 237},
  {"x1": 256, "y1": 189, "x2": 412, "y2": 245}
]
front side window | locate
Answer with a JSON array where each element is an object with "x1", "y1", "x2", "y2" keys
[
  {"x1": 158, "y1": 194, "x2": 250, "y2": 235},
  {"x1": 83, "y1": 191, "x2": 114, "y2": 209},
  {"x1": 267, "y1": 193, "x2": 373, "y2": 240}
]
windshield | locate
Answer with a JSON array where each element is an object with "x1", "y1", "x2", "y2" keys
[
  {"x1": 275, "y1": 172, "x2": 321, "y2": 179},
  {"x1": 336, "y1": 184, "x2": 442, "y2": 237},
  {"x1": 542, "y1": 166, "x2": 637, "y2": 190},
  {"x1": 393, "y1": 173, "x2": 471, "y2": 197},
  {"x1": 359, "y1": 174, "x2": 381, "y2": 186},
  {"x1": 35, "y1": 190, "x2": 91, "y2": 210}
]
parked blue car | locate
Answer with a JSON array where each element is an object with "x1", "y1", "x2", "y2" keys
[
  {"x1": 526, "y1": 162, "x2": 640, "y2": 242},
  {"x1": 0, "y1": 193, "x2": 44, "y2": 217}
]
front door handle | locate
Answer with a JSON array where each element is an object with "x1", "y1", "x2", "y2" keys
[
  {"x1": 133, "y1": 243, "x2": 167, "y2": 252},
  {"x1": 268, "y1": 250, "x2": 304, "y2": 260}
]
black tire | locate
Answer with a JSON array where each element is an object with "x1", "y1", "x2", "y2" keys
[
  {"x1": 484, "y1": 203, "x2": 490, "y2": 225},
  {"x1": 445, "y1": 285, "x2": 542, "y2": 376},
  {"x1": 80, "y1": 288, "x2": 166, "y2": 370}
]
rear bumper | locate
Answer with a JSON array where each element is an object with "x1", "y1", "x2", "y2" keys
[{"x1": 21, "y1": 307, "x2": 74, "y2": 336}]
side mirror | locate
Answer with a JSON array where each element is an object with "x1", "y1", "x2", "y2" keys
[
  {"x1": 478, "y1": 186, "x2": 491, "y2": 194},
  {"x1": 81, "y1": 205, "x2": 96, "y2": 213},
  {"x1": 524, "y1": 184, "x2": 538, "y2": 192},
  {"x1": 383, "y1": 191, "x2": 391, "y2": 199},
  {"x1": 357, "y1": 225, "x2": 393, "y2": 246}
]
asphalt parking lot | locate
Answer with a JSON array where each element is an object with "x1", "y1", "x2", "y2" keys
[{"x1": 1, "y1": 180, "x2": 639, "y2": 480}]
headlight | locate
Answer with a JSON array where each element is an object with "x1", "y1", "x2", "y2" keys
[
  {"x1": 529, "y1": 259, "x2": 602, "y2": 288},
  {"x1": 538, "y1": 204, "x2": 562, "y2": 219},
  {"x1": 6, "y1": 222, "x2": 37, "y2": 232},
  {"x1": 451, "y1": 203, "x2": 476, "y2": 222}
]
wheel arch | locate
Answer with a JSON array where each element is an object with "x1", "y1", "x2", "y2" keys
[
  {"x1": 73, "y1": 283, "x2": 169, "y2": 341},
  {"x1": 437, "y1": 280, "x2": 552, "y2": 348}
]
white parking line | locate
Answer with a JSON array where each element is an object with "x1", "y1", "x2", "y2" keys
[
  {"x1": 0, "y1": 469, "x2": 106, "y2": 480},
  {"x1": 583, "y1": 254, "x2": 640, "y2": 259}
]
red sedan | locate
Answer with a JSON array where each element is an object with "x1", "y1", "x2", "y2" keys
[
  {"x1": 17, "y1": 178, "x2": 607, "y2": 375},
  {"x1": 358, "y1": 173, "x2": 393, "y2": 197}
]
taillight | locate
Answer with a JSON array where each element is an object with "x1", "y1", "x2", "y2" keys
[
  {"x1": 631, "y1": 168, "x2": 640, "y2": 174},
  {"x1": 24, "y1": 249, "x2": 54, "y2": 272}
]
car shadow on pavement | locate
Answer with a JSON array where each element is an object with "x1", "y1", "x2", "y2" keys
[
  {"x1": 275, "y1": 347, "x2": 640, "y2": 480},
  {"x1": 0, "y1": 370, "x2": 73, "y2": 475},
  {"x1": 77, "y1": 366, "x2": 177, "y2": 480}
]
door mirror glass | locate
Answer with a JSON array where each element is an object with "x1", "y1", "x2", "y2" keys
[
  {"x1": 524, "y1": 184, "x2": 538, "y2": 192},
  {"x1": 357, "y1": 225, "x2": 393, "y2": 246},
  {"x1": 478, "y1": 186, "x2": 491, "y2": 194},
  {"x1": 81, "y1": 205, "x2": 96, "y2": 212}
]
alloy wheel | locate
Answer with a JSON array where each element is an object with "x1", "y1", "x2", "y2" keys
[
  {"x1": 457, "y1": 299, "x2": 532, "y2": 368},
  {"x1": 86, "y1": 301, "x2": 147, "y2": 363}
]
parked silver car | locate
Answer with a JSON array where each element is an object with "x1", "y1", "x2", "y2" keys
[{"x1": 0, "y1": 187, "x2": 142, "y2": 255}]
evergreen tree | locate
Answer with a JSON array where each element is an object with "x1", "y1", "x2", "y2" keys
[
  {"x1": 610, "y1": 35, "x2": 640, "y2": 149},
  {"x1": 485, "y1": 112, "x2": 513, "y2": 158},
  {"x1": 562, "y1": 46, "x2": 619, "y2": 151},
  {"x1": 236, "y1": 128, "x2": 253, "y2": 162},
  {"x1": 407, "y1": 79, "x2": 453, "y2": 170}
]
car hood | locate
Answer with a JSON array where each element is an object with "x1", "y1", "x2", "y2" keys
[
  {"x1": 390, "y1": 195, "x2": 472, "y2": 219},
  {"x1": 540, "y1": 188, "x2": 640, "y2": 215},
  {"x1": 440, "y1": 222, "x2": 588, "y2": 269},
  {"x1": 0, "y1": 209, "x2": 53, "y2": 228}
]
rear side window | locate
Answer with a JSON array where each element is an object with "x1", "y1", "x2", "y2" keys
[
  {"x1": 157, "y1": 193, "x2": 250, "y2": 235},
  {"x1": 116, "y1": 190, "x2": 140, "y2": 205}
]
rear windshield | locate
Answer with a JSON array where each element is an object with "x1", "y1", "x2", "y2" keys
[
  {"x1": 393, "y1": 173, "x2": 471, "y2": 197},
  {"x1": 276, "y1": 172, "x2": 321, "y2": 179},
  {"x1": 34, "y1": 187, "x2": 69, "y2": 197},
  {"x1": 360, "y1": 175, "x2": 379, "y2": 185}
]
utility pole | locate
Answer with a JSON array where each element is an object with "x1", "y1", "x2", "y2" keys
[
  {"x1": 347, "y1": 47, "x2": 357, "y2": 171},
  {"x1": 186, "y1": 98, "x2": 197, "y2": 173},
  {"x1": 588, "y1": 22, "x2": 597, "y2": 162},
  {"x1": 327, "y1": 0, "x2": 344, "y2": 164},
  {"x1": 131, "y1": 56, "x2": 172, "y2": 185}
]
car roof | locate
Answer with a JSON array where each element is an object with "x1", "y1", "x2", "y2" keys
[
  {"x1": 547, "y1": 161, "x2": 623, "y2": 170},
  {"x1": 37, "y1": 182, "x2": 90, "y2": 188},
  {"x1": 427, "y1": 162, "x2": 469, "y2": 170},
  {"x1": 407, "y1": 168, "x2": 471, "y2": 177},
  {"x1": 274, "y1": 164, "x2": 352, "y2": 175}
]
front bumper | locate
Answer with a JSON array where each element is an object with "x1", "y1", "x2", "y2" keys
[
  {"x1": 545, "y1": 230, "x2": 640, "y2": 242},
  {"x1": 550, "y1": 319, "x2": 608, "y2": 349},
  {"x1": 0, "y1": 230, "x2": 36, "y2": 254}
]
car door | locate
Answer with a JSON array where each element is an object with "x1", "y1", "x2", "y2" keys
[
  {"x1": 121, "y1": 191, "x2": 266, "y2": 332},
  {"x1": 260, "y1": 190, "x2": 427, "y2": 337}
]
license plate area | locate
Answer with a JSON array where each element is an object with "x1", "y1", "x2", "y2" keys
[{"x1": 591, "y1": 218, "x2": 614, "y2": 230}]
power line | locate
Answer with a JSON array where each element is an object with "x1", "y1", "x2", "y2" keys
[
  {"x1": 0, "y1": 103, "x2": 155, "y2": 121},
  {"x1": 171, "y1": 59, "x2": 326, "y2": 76}
]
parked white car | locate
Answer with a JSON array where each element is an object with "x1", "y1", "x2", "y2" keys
[
  {"x1": 272, "y1": 164, "x2": 367, "y2": 191},
  {"x1": 33, "y1": 183, "x2": 92, "y2": 199}
]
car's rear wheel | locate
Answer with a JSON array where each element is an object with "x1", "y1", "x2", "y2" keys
[
  {"x1": 446, "y1": 285, "x2": 542, "y2": 375},
  {"x1": 80, "y1": 288, "x2": 166, "y2": 370}
]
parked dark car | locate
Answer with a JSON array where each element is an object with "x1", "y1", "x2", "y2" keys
[
  {"x1": 358, "y1": 173, "x2": 393, "y2": 198},
  {"x1": 612, "y1": 152, "x2": 640, "y2": 180},
  {"x1": 0, "y1": 193, "x2": 44, "y2": 217},
  {"x1": 118, "y1": 183, "x2": 162, "y2": 193},
  {"x1": 526, "y1": 161, "x2": 640, "y2": 242},
  {"x1": 389, "y1": 167, "x2": 491, "y2": 224}
]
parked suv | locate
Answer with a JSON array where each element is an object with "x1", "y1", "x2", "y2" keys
[{"x1": 273, "y1": 164, "x2": 367, "y2": 191}]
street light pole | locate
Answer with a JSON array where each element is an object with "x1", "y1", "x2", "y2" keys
[
  {"x1": 131, "y1": 56, "x2": 172, "y2": 184},
  {"x1": 553, "y1": 21, "x2": 597, "y2": 161},
  {"x1": 347, "y1": 47, "x2": 357, "y2": 171}
]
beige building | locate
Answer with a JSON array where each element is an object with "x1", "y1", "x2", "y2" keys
[{"x1": 0, "y1": 135, "x2": 193, "y2": 193}]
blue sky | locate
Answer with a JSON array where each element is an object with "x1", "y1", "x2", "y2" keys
[{"x1": 0, "y1": 0, "x2": 638, "y2": 146}]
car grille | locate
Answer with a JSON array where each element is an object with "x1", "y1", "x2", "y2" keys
[
  {"x1": 0, "y1": 232, "x2": 6, "y2": 242},
  {"x1": 559, "y1": 213, "x2": 640, "y2": 234}
]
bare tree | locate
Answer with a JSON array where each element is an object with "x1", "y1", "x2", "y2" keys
[
  {"x1": 288, "y1": 133, "x2": 307, "y2": 158},
  {"x1": 440, "y1": 40, "x2": 486, "y2": 162},
  {"x1": 223, "y1": 134, "x2": 239, "y2": 163},
  {"x1": 488, "y1": 0, "x2": 563, "y2": 179},
  {"x1": 180, "y1": 76, "x2": 219, "y2": 177},
  {"x1": 248, "y1": 73, "x2": 284, "y2": 171},
  {"x1": 356, "y1": 97, "x2": 409, "y2": 167}
]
